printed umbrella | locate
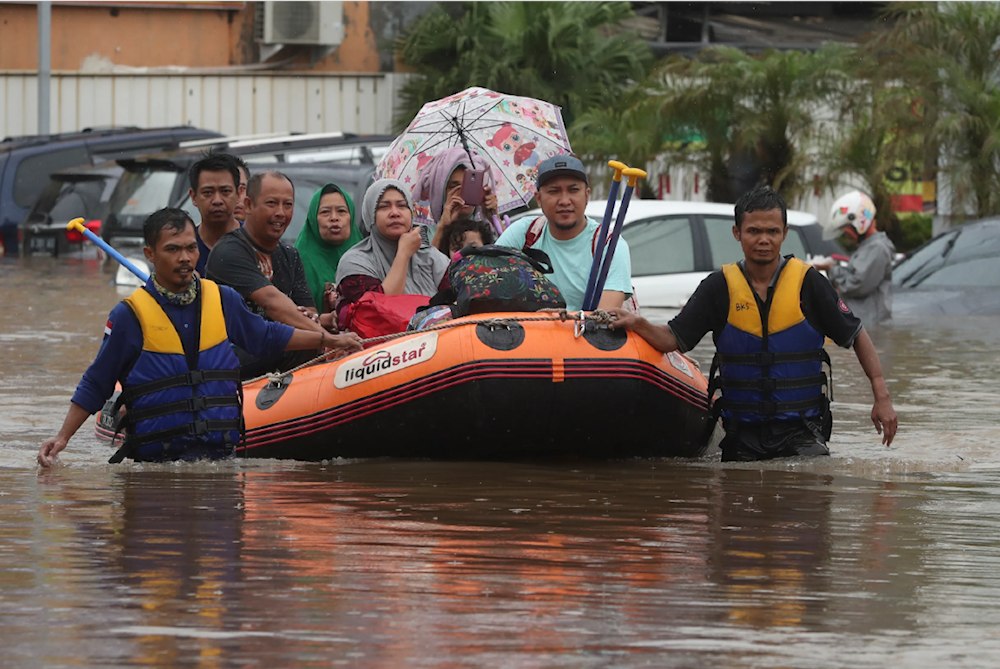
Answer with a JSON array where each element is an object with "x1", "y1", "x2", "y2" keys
[{"x1": 375, "y1": 87, "x2": 573, "y2": 224}]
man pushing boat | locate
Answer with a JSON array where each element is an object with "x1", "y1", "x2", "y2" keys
[
  {"x1": 37, "y1": 208, "x2": 362, "y2": 467},
  {"x1": 608, "y1": 186, "x2": 898, "y2": 462}
]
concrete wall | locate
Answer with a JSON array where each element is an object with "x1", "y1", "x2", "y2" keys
[{"x1": 0, "y1": 71, "x2": 407, "y2": 138}]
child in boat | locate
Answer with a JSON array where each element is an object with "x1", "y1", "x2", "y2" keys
[{"x1": 436, "y1": 215, "x2": 496, "y2": 259}]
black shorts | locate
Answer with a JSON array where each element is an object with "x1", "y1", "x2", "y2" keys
[{"x1": 720, "y1": 418, "x2": 830, "y2": 462}]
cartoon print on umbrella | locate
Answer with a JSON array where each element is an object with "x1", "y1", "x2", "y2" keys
[{"x1": 375, "y1": 87, "x2": 573, "y2": 224}]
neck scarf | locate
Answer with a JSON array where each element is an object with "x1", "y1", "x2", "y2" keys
[
  {"x1": 335, "y1": 178, "x2": 450, "y2": 296},
  {"x1": 294, "y1": 183, "x2": 363, "y2": 310},
  {"x1": 152, "y1": 274, "x2": 199, "y2": 306}
]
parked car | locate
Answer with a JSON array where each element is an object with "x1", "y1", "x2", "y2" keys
[
  {"x1": 100, "y1": 133, "x2": 392, "y2": 248},
  {"x1": 0, "y1": 125, "x2": 223, "y2": 255},
  {"x1": 512, "y1": 200, "x2": 843, "y2": 308},
  {"x1": 20, "y1": 164, "x2": 121, "y2": 256},
  {"x1": 892, "y1": 216, "x2": 1000, "y2": 316},
  {"x1": 17, "y1": 132, "x2": 313, "y2": 256}
]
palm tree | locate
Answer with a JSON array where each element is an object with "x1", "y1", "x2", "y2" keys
[
  {"x1": 394, "y1": 2, "x2": 653, "y2": 131},
  {"x1": 866, "y1": 2, "x2": 1000, "y2": 221},
  {"x1": 572, "y1": 46, "x2": 838, "y2": 203},
  {"x1": 811, "y1": 42, "x2": 930, "y2": 245}
]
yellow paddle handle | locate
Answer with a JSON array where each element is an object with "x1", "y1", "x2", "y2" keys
[
  {"x1": 67, "y1": 217, "x2": 86, "y2": 233},
  {"x1": 608, "y1": 160, "x2": 627, "y2": 182},
  {"x1": 623, "y1": 167, "x2": 647, "y2": 188}
]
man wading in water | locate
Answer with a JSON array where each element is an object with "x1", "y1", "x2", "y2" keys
[
  {"x1": 608, "y1": 186, "x2": 898, "y2": 461},
  {"x1": 37, "y1": 208, "x2": 361, "y2": 466}
]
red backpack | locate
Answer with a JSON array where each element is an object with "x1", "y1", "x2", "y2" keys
[{"x1": 522, "y1": 217, "x2": 640, "y2": 314}]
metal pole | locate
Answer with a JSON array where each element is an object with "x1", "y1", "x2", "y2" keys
[{"x1": 38, "y1": 1, "x2": 51, "y2": 135}]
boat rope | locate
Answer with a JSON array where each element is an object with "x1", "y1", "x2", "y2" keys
[{"x1": 244, "y1": 309, "x2": 619, "y2": 385}]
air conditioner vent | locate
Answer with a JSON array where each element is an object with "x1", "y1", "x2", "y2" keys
[{"x1": 259, "y1": 1, "x2": 344, "y2": 46}]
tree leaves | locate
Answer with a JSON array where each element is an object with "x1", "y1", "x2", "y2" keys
[{"x1": 394, "y1": 2, "x2": 652, "y2": 132}]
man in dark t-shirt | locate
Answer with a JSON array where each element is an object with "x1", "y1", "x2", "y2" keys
[
  {"x1": 608, "y1": 186, "x2": 897, "y2": 461},
  {"x1": 207, "y1": 170, "x2": 333, "y2": 379}
]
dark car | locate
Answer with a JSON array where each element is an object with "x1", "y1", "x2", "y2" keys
[
  {"x1": 892, "y1": 217, "x2": 1000, "y2": 316},
  {"x1": 101, "y1": 133, "x2": 392, "y2": 248},
  {"x1": 20, "y1": 165, "x2": 122, "y2": 256},
  {"x1": 0, "y1": 125, "x2": 223, "y2": 255}
]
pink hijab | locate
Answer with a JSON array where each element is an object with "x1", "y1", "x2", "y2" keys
[{"x1": 417, "y1": 146, "x2": 495, "y2": 224}]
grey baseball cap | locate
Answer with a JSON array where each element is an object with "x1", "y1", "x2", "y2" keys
[{"x1": 536, "y1": 154, "x2": 589, "y2": 188}]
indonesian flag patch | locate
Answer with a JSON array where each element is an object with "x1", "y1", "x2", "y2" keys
[{"x1": 104, "y1": 319, "x2": 113, "y2": 336}]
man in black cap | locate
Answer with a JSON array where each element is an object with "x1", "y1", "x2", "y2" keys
[{"x1": 495, "y1": 155, "x2": 632, "y2": 311}]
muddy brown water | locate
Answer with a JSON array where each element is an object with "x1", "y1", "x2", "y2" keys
[{"x1": 4, "y1": 256, "x2": 1000, "y2": 667}]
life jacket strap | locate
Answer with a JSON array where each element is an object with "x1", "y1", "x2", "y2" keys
[
  {"x1": 123, "y1": 395, "x2": 241, "y2": 425},
  {"x1": 714, "y1": 373, "x2": 828, "y2": 392},
  {"x1": 714, "y1": 349, "x2": 831, "y2": 367},
  {"x1": 119, "y1": 369, "x2": 242, "y2": 403},
  {"x1": 712, "y1": 395, "x2": 828, "y2": 416},
  {"x1": 125, "y1": 419, "x2": 242, "y2": 448}
]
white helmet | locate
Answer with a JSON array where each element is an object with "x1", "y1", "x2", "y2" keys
[{"x1": 824, "y1": 191, "x2": 876, "y2": 240}]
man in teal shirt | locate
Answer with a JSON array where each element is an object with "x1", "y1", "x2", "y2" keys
[{"x1": 496, "y1": 155, "x2": 632, "y2": 311}]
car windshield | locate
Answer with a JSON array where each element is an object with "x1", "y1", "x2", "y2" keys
[
  {"x1": 896, "y1": 221, "x2": 1000, "y2": 288},
  {"x1": 110, "y1": 169, "x2": 180, "y2": 217},
  {"x1": 13, "y1": 146, "x2": 92, "y2": 208},
  {"x1": 50, "y1": 180, "x2": 108, "y2": 221}
]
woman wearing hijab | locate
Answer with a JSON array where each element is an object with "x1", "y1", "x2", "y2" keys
[
  {"x1": 417, "y1": 146, "x2": 498, "y2": 251},
  {"x1": 334, "y1": 179, "x2": 450, "y2": 325},
  {"x1": 294, "y1": 184, "x2": 364, "y2": 313}
]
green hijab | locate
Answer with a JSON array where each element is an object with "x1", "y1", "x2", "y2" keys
[{"x1": 294, "y1": 183, "x2": 364, "y2": 311}]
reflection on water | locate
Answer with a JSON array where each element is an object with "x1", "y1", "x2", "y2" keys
[{"x1": 4, "y1": 260, "x2": 1000, "y2": 666}]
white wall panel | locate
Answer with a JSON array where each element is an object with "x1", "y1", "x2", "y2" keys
[
  {"x1": 6, "y1": 75, "x2": 26, "y2": 137},
  {"x1": 92, "y1": 77, "x2": 114, "y2": 128},
  {"x1": 0, "y1": 72, "x2": 400, "y2": 138},
  {"x1": 357, "y1": 77, "x2": 375, "y2": 135},
  {"x1": 323, "y1": 78, "x2": 344, "y2": 133},
  {"x1": 58, "y1": 77, "x2": 76, "y2": 132},
  {"x1": 340, "y1": 78, "x2": 358, "y2": 134},
  {"x1": 259, "y1": 76, "x2": 277, "y2": 136},
  {"x1": 235, "y1": 76, "x2": 254, "y2": 135},
  {"x1": 77, "y1": 77, "x2": 95, "y2": 130},
  {"x1": 287, "y1": 77, "x2": 307, "y2": 134},
  {"x1": 306, "y1": 79, "x2": 323, "y2": 134},
  {"x1": 184, "y1": 76, "x2": 202, "y2": 128}
]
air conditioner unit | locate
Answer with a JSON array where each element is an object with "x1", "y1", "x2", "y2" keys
[{"x1": 260, "y1": 1, "x2": 344, "y2": 46}]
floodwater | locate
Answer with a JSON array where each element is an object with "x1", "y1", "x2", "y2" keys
[{"x1": 4, "y1": 256, "x2": 1000, "y2": 668}]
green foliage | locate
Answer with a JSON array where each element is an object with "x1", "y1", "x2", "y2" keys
[
  {"x1": 867, "y1": 2, "x2": 1000, "y2": 220},
  {"x1": 896, "y1": 213, "x2": 934, "y2": 253},
  {"x1": 572, "y1": 45, "x2": 842, "y2": 202},
  {"x1": 394, "y1": 2, "x2": 653, "y2": 131}
]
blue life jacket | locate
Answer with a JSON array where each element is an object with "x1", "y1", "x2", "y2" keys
[
  {"x1": 710, "y1": 258, "x2": 831, "y2": 425},
  {"x1": 111, "y1": 279, "x2": 242, "y2": 462}
]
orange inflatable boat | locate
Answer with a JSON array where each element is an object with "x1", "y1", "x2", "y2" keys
[{"x1": 236, "y1": 313, "x2": 713, "y2": 460}]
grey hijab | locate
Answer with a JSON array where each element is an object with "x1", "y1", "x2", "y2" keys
[{"x1": 336, "y1": 179, "x2": 450, "y2": 296}]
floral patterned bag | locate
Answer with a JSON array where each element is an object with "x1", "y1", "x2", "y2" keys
[{"x1": 443, "y1": 244, "x2": 566, "y2": 317}]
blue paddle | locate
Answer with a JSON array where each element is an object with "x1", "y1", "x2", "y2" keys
[
  {"x1": 67, "y1": 218, "x2": 150, "y2": 281},
  {"x1": 582, "y1": 160, "x2": 627, "y2": 311},
  {"x1": 587, "y1": 167, "x2": 646, "y2": 310}
]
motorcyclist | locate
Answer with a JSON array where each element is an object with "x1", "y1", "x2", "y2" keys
[{"x1": 810, "y1": 191, "x2": 895, "y2": 325}]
